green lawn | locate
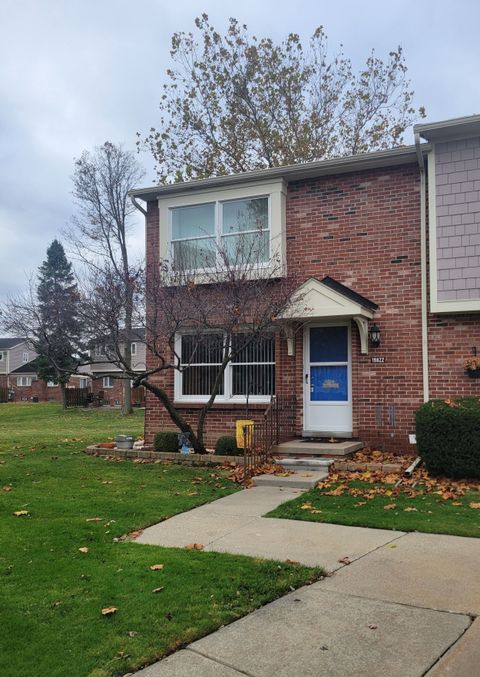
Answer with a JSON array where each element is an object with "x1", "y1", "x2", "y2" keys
[
  {"x1": 268, "y1": 474, "x2": 480, "y2": 538},
  {"x1": 0, "y1": 404, "x2": 322, "y2": 677}
]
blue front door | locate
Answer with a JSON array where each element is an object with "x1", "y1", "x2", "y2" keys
[{"x1": 304, "y1": 325, "x2": 352, "y2": 434}]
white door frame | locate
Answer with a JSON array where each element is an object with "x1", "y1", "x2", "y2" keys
[{"x1": 302, "y1": 321, "x2": 353, "y2": 437}]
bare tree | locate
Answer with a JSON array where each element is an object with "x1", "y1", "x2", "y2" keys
[
  {"x1": 67, "y1": 142, "x2": 144, "y2": 415},
  {"x1": 141, "y1": 15, "x2": 425, "y2": 182},
  {"x1": 81, "y1": 233, "x2": 301, "y2": 452}
]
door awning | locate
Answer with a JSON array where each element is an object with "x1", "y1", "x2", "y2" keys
[{"x1": 278, "y1": 277, "x2": 378, "y2": 354}]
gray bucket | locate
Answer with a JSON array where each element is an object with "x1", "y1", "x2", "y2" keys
[{"x1": 115, "y1": 435, "x2": 134, "y2": 450}]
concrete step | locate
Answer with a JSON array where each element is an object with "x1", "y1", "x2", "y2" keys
[
  {"x1": 273, "y1": 457, "x2": 335, "y2": 472},
  {"x1": 272, "y1": 440, "x2": 363, "y2": 457},
  {"x1": 252, "y1": 469, "x2": 329, "y2": 489}
]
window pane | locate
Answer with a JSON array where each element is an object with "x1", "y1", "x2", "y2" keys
[
  {"x1": 232, "y1": 365, "x2": 275, "y2": 396},
  {"x1": 221, "y1": 230, "x2": 269, "y2": 265},
  {"x1": 181, "y1": 334, "x2": 224, "y2": 365},
  {"x1": 173, "y1": 238, "x2": 216, "y2": 271},
  {"x1": 182, "y1": 366, "x2": 224, "y2": 396},
  {"x1": 171, "y1": 203, "x2": 215, "y2": 239},
  {"x1": 222, "y1": 197, "x2": 268, "y2": 234},
  {"x1": 310, "y1": 327, "x2": 348, "y2": 362},
  {"x1": 231, "y1": 334, "x2": 275, "y2": 363},
  {"x1": 310, "y1": 366, "x2": 348, "y2": 401}
]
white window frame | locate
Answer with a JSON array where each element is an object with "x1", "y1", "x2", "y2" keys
[
  {"x1": 79, "y1": 377, "x2": 88, "y2": 389},
  {"x1": 131, "y1": 342, "x2": 137, "y2": 356},
  {"x1": 174, "y1": 332, "x2": 275, "y2": 404},
  {"x1": 0, "y1": 352, "x2": 4, "y2": 361},
  {"x1": 17, "y1": 376, "x2": 32, "y2": 387},
  {"x1": 158, "y1": 179, "x2": 287, "y2": 279},
  {"x1": 103, "y1": 376, "x2": 114, "y2": 389},
  {"x1": 94, "y1": 345, "x2": 104, "y2": 358},
  {"x1": 47, "y1": 381, "x2": 56, "y2": 387},
  {"x1": 22, "y1": 351, "x2": 29, "y2": 364},
  {"x1": 169, "y1": 195, "x2": 271, "y2": 274}
]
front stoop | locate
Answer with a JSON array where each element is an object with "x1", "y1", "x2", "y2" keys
[
  {"x1": 253, "y1": 469, "x2": 329, "y2": 489},
  {"x1": 272, "y1": 439, "x2": 364, "y2": 457}
]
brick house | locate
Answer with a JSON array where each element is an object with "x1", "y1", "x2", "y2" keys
[
  {"x1": 131, "y1": 114, "x2": 480, "y2": 453},
  {"x1": 87, "y1": 329, "x2": 146, "y2": 406},
  {"x1": 0, "y1": 337, "x2": 89, "y2": 402}
]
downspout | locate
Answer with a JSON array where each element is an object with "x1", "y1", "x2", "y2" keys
[
  {"x1": 130, "y1": 195, "x2": 147, "y2": 217},
  {"x1": 415, "y1": 132, "x2": 429, "y2": 402}
]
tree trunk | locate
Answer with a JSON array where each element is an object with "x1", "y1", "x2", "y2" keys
[
  {"x1": 122, "y1": 374, "x2": 132, "y2": 416},
  {"x1": 60, "y1": 383, "x2": 67, "y2": 410}
]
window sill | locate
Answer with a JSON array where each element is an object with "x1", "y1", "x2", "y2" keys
[{"x1": 173, "y1": 400, "x2": 270, "y2": 410}]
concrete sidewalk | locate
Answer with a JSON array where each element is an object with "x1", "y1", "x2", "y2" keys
[{"x1": 135, "y1": 486, "x2": 480, "y2": 676}]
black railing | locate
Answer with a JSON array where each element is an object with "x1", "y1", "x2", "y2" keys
[{"x1": 242, "y1": 394, "x2": 296, "y2": 482}]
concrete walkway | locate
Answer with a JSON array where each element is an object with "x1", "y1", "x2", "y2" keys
[{"x1": 135, "y1": 486, "x2": 480, "y2": 676}]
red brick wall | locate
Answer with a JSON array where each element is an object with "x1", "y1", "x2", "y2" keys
[{"x1": 143, "y1": 163, "x2": 480, "y2": 453}]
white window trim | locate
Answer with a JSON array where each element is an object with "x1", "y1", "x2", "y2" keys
[
  {"x1": 22, "y1": 351, "x2": 29, "y2": 364},
  {"x1": 47, "y1": 381, "x2": 56, "y2": 387},
  {"x1": 79, "y1": 377, "x2": 88, "y2": 389},
  {"x1": 131, "y1": 342, "x2": 137, "y2": 356},
  {"x1": 159, "y1": 179, "x2": 287, "y2": 280},
  {"x1": 103, "y1": 376, "x2": 114, "y2": 389},
  {"x1": 17, "y1": 376, "x2": 32, "y2": 387},
  {"x1": 173, "y1": 332, "x2": 274, "y2": 404}
]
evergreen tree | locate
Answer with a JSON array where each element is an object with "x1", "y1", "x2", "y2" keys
[{"x1": 34, "y1": 240, "x2": 83, "y2": 408}]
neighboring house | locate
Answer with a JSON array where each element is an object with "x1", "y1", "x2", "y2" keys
[
  {"x1": 0, "y1": 337, "x2": 89, "y2": 402},
  {"x1": 0, "y1": 337, "x2": 37, "y2": 390},
  {"x1": 87, "y1": 328, "x2": 146, "y2": 406},
  {"x1": 111, "y1": 114, "x2": 480, "y2": 451}
]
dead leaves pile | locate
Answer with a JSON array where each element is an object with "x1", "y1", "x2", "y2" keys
[
  {"x1": 348, "y1": 449, "x2": 411, "y2": 468},
  {"x1": 223, "y1": 460, "x2": 290, "y2": 486},
  {"x1": 317, "y1": 467, "x2": 480, "y2": 509}
]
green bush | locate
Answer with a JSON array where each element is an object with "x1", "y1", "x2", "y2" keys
[
  {"x1": 416, "y1": 398, "x2": 480, "y2": 478},
  {"x1": 215, "y1": 435, "x2": 240, "y2": 456},
  {"x1": 154, "y1": 431, "x2": 179, "y2": 453}
]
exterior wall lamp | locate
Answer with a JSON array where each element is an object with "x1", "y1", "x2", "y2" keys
[{"x1": 369, "y1": 323, "x2": 381, "y2": 348}]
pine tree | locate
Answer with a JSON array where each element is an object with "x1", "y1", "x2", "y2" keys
[{"x1": 35, "y1": 240, "x2": 83, "y2": 408}]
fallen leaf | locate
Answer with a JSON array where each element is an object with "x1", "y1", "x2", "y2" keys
[
  {"x1": 469, "y1": 502, "x2": 480, "y2": 509},
  {"x1": 388, "y1": 544, "x2": 397, "y2": 548},
  {"x1": 86, "y1": 517, "x2": 103, "y2": 522},
  {"x1": 383, "y1": 503, "x2": 396, "y2": 510},
  {"x1": 403, "y1": 507, "x2": 417, "y2": 512},
  {"x1": 300, "y1": 503, "x2": 313, "y2": 510},
  {"x1": 2, "y1": 486, "x2": 12, "y2": 492},
  {"x1": 368, "y1": 624, "x2": 378, "y2": 630},
  {"x1": 286, "y1": 559, "x2": 300, "y2": 566},
  {"x1": 78, "y1": 547, "x2": 89, "y2": 553},
  {"x1": 184, "y1": 543, "x2": 204, "y2": 550},
  {"x1": 354, "y1": 501, "x2": 367, "y2": 507},
  {"x1": 338, "y1": 556, "x2": 351, "y2": 565},
  {"x1": 152, "y1": 587, "x2": 164, "y2": 593},
  {"x1": 310, "y1": 509, "x2": 322, "y2": 514},
  {"x1": 452, "y1": 501, "x2": 463, "y2": 507},
  {"x1": 149, "y1": 564, "x2": 165, "y2": 570},
  {"x1": 127, "y1": 530, "x2": 143, "y2": 539},
  {"x1": 13, "y1": 510, "x2": 29, "y2": 517},
  {"x1": 101, "y1": 607, "x2": 118, "y2": 616}
]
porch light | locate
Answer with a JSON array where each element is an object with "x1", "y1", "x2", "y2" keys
[{"x1": 369, "y1": 323, "x2": 381, "y2": 348}]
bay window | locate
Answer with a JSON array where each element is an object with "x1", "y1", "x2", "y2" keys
[
  {"x1": 175, "y1": 332, "x2": 275, "y2": 402},
  {"x1": 170, "y1": 196, "x2": 270, "y2": 272}
]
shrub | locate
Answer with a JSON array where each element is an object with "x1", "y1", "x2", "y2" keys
[
  {"x1": 154, "y1": 431, "x2": 179, "y2": 453},
  {"x1": 416, "y1": 398, "x2": 480, "y2": 478},
  {"x1": 215, "y1": 435, "x2": 240, "y2": 456}
]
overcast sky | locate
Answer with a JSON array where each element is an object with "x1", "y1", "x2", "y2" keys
[{"x1": 1, "y1": 0, "x2": 479, "y2": 303}]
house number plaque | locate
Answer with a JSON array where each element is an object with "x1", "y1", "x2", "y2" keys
[{"x1": 371, "y1": 356, "x2": 385, "y2": 363}]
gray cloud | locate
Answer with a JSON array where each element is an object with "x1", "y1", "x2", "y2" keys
[{"x1": 1, "y1": 0, "x2": 479, "y2": 302}]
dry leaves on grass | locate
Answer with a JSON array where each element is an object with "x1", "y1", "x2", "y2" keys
[
  {"x1": 78, "y1": 547, "x2": 89, "y2": 553},
  {"x1": 317, "y1": 467, "x2": 480, "y2": 504},
  {"x1": 469, "y1": 502, "x2": 480, "y2": 509},
  {"x1": 13, "y1": 510, "x2": 29, "y2": 517},
  {"x1": 101, "y1": 607, "x2": 118, "y2": 616},
  {"x1": 2, "y1": 486, "x2": 12, "y2": 492},
  {"x1": 185, "y1": 543, "x2": 204, "y2": 550},
  {"x1": 85, "y1": 517, "x2": 103, "y2": 522},
  {"x1": 149, "y1": 564, "x2": 165, "y2": 571}
]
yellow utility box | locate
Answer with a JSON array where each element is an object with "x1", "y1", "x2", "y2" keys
[{"x1": 235, "y1": 419, "x2": 254, "y2": 449}]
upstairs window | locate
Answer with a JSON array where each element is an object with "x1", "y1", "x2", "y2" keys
[
  {"x1": 176, "y1": 332, "x2": 275, "y2": 401},
  {"x1": 22, "y1": 351, "x2": 29, "y2": 363},
  {"x1": 170, "y1": 196, "x2": 270, "y2": 272},
  {"x1": 131, "y1": 342, "x2": 137, "y2": 356}
]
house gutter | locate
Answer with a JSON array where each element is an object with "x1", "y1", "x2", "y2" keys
[{"x1": 415, "y1": 133, "x2": 429, "y2": 402}]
